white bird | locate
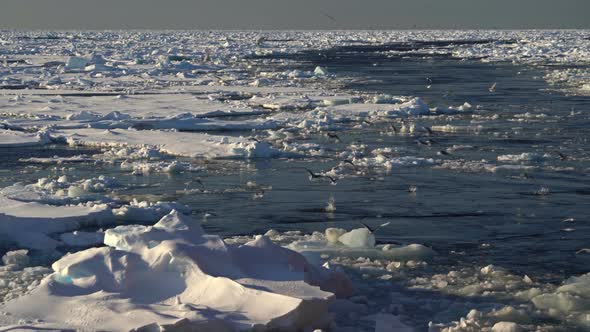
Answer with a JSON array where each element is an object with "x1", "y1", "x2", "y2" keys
[
  {"x1": 305, "y1": 168, "x2": 337, "y2": 185},
  {"x1": 359, "y1": 221, "x2": 391, "y2": 233},
  {"x1": 489, "y1": 82, "x2": 497, "y2": 93},
  {"x1": 576, "y1": 248, "x2": 590, "y2": 255}
]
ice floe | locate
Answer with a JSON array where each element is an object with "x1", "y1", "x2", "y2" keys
[
  {"x1": 59, "y1": 128, "x2": 281, "y2": 159},
  {"x1": 0, "y1": 196, "x2": 113, "y2": 250},
  {"x1": 0, "y1": 211, "x2": 339, "y2": 331}
]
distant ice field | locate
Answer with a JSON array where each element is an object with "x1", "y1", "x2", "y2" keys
[{"x1": 1, "y1": 30, "x2": 590, "y2": 331}]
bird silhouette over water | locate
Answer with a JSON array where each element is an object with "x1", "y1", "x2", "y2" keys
[
  {"x1": 555, "y1": 151, "x2": 568, "y2": 161},
  {"x1": 359, "y1": 221, "x2": 391, "y2": 233},
  {"x1": 326, "y1": 132, "x2": 342, "y2": 142},
  {"x1": 305, "y1": 168, "x2": 337, "y2": 185},
  {"x1": 322, "y1": 11, "x2": 337, "y2": 22},
  {"x1": 489, "y1": 82, "x2": 497, "y2": 93},
  {"x1": 390, "y1": 124, "x2": 398, "y2": 134},
  {"x1": 418, "y1": 139, "x2": 437, "y2": 146},
  {"x1": 422, "y1": 126, "x2": 434, "y2": 136},
  {"x1": 343, "y1": 159, "x2": 356, "y2": 168},
  {"x1": 185, "y1": 178, "x2": 204, "y2": 191}
]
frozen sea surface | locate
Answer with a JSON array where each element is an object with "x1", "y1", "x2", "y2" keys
[{"x1": 1, "y1": 30, "x2": 590, "y2": 331}]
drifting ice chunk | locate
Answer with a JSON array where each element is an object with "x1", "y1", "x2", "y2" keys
[
  {"x1": 0, "y1": 130, "x2": 51, "y2": 147},
  {"x1": 0, "y1": 195, "x2": 114, "y2": 250},
  {"x1": 325, "y1": 228, "x2": 346, "y2": 243},
  {"x1": 2, "y1": 250, "x2": 30, "y2": 269},
  {"x1": 338, "y1": 228, "x2": 376, "y2": 248},
  {"x1": 314, "y1": 66, "x2": 329, "y2": 76},
  {"x1": 65, "y1": 56, "x2": 88, "y2": 70},
  {"x1": 375, "y1": 313, "x2": 414, "y2": 332},
  {"x1": 492, "y1": 321, "x2": 522, "y2": 332}
]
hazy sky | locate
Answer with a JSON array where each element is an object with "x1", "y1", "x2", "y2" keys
[{"x1": 0, "y1": 0, "x2": 588, "y2": 30}]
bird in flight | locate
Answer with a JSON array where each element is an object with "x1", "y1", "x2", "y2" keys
[
  {"x1": 489, "y1": 82, "x2": 497, "y2": 93},
  {"x1": 343, "y1": 159, "x2": 356, "y2": 168},
  {"x1": 326, "y1": 132, "x2": 342, "y2": 142},
  {"x1": 390, "y1": 124, "x2": 398, "y2": 134},
  {"x1": 555, "y1": 151, "x2": 568, "y2": 161},
  {"x1": 322, "y1": 11, "x2": 337, "y2": 22},
  {"x1": 359, "y1": 221, "x2": 391, "y2": 233},
  {"x1": 422, "y1": 126, "x2": 434, "y2": 136},
  {"x1": 305, "y1": 168, "x2": 337, "y2": 185}
]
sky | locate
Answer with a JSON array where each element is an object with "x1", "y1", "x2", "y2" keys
[{"x1": 0, "y1": 0, "x2": 588, "y2": 30}]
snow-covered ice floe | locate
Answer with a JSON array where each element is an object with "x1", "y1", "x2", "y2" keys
[
  {"x1": 0, "y1": 196, "x2": 113, "y2": 250},
  {"x1": 59, "y1": 128, "x2": 281, "y2": 159},
  {"x1": 0, "y1": 175, "x2": 190, "y2": 251},
  {"x1": 0, "y1": 130, "x2": 52, "y2": 148},
  {"x1": 0, "y1": 211, "x2": 346, "y2": 331}
]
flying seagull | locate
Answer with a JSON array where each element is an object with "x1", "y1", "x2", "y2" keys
[
  {"x1": 305, "y1": 168, "x2": 337, "y2": 185},
  {"x1": 418, "y1": 139, "x2": 436, "y2": 146},
  {"x1": 326, "y1": 132, "x2": 342, "y2": 142},
  {"x1": 555, "y1": 151, "x2": 568, "y2": 161},
  {"x1": 390, "y1": 124, "x2": 398, "y2": 134},
  {"x1": 343, "y1": 159, "x2": 356, "y2": 168},
  {"x1": 185, "y1": 178, "x2": 204, "y2": 191},
  {"x1": 422, "y1": 126, "x2": 434, "y2": 136},
  {"x1": 322, "y1": 11, "x2": 337, "y2": 22},
  {"x1": 359, "y1": 221, "x2": 391, "y2": 233},
  {"x1": 489, "y1": 82, "x2": 497, "y2": 93}
]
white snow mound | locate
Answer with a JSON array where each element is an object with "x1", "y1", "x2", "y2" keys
[{"x1": 0, "y1": 210, "x2": 336, "y2": 331}]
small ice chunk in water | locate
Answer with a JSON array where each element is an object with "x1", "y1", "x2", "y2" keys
[
  {"x1": 492, "y1": 321, "x2": 522, "y2": 332},
  {"x1": 2, "y1": 250, "x2": 30, "y2": 269},
  {"x1": 264, "y1": 229, "x2": 279, "y2": 238},
  {"x1": 65, "y1": 56, "x2": 88, "y2": 70},
  {"x1": 67, "y1": 185, "x2": 88, "y2": 198},
  {"x1": 325, "y1": 228, "x2": 346, "y2": 243},
  {"x1": 314, "y1": 66, "x2": 329, "y2": 76},
  {"x1": 338, "y1": 228, "x2": 375, "y2": 248},
  {"x1": 480, "y1": 264, "x2": 497, "y2": 275},
  {"x1": 375, "y1": 313, "x2": 414, "y2": 332}
]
